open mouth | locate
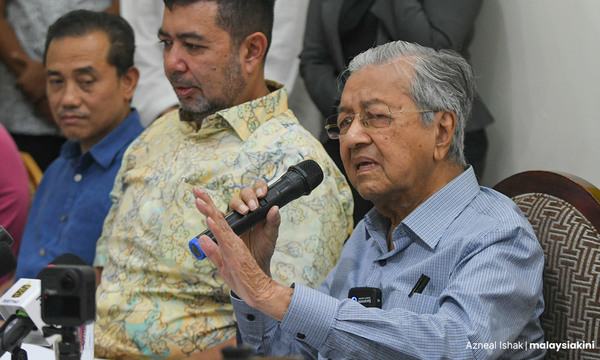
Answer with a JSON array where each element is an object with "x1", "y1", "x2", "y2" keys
[{"x1": 357, "y1": 161, "x2": 378, "y2": 171}]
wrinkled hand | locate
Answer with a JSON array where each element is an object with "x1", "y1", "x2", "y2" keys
[
  {"x1": 227, "y1": 180, "x2": 280, "y2": 275},
  {"x1": 193, "y1": 186, "x2": 292, "y2": 319}
]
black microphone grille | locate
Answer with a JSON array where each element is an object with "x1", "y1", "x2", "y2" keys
[{"x1": 292, "y1": 159, "x2": 324, "y2": 192}]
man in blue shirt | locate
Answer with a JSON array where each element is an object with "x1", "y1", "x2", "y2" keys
[
  {"x1": 193, "y1": 40, "x2": 546, "y2": 359},
  {"x1": 16, "y1": 10, "x2": 144, "y2": 279}
]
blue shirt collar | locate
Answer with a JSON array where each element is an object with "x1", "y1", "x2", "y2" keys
[
  {"x1": 402, "y1": 166, "x2": 480, "y2": 249},
  {"x1": 59, "y1": 109, "x2": 143, "y2": 169},
  {"x1": 364, "y1": 166, "x2": 480, "y2": 250}
]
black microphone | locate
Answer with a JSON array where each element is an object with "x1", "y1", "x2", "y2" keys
[
  {"x1": 0, "y1": 225, "x2": 14, "y2": 246},
  {"x1": 0, "y1": 312, "x2": 35, "y2": 358},
  {"x1": 188, "y1": 159, "x2": 324, "y2": 260},
  {"x1": 0, "y1": 226, "x2": 16, "y2": 278},
  {"x1": 0, "y1": 244, "x2": 16, "y2": 279}
]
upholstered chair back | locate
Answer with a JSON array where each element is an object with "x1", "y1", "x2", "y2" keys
[{"x1": 494, "y1": 171, "x2": 600, "y2": 360}]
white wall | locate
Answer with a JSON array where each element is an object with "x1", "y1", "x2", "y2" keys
[{"x1": 469, "y1": 0, "x2": 600, "y2": 188}]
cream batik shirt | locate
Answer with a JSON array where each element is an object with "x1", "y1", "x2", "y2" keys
[{"x1": 93, "y1": 82, "x2": 353, "y2": 359}]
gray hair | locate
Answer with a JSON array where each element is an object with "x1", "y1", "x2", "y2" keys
[{"x1": 346, "y1": 40, "x2": 474, "y2": 167}]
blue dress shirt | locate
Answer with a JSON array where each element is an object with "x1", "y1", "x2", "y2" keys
[
  {"x1": 16, "y1": 110, "x2": 144, "y2": 279},
  {"x1": 234, "y1": 167, "x2": 546, "y2": 359}
]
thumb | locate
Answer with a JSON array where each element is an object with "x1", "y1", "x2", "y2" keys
[
  {"x1": 198, "y1": 235, "x2": 224, "y2": 268},
  {"x1": 263, "y1": 206, "x2": 281, "y2": 240}
]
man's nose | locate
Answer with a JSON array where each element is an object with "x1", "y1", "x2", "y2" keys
[
  {"x1": 164, "y1": 44, "x2": 189, "y2": 74},
  {"x1": 341, "y1": 118, "x2": 371, "y2": 149},
  {"x1": 60, "y1": 81, "x2": 82, "y2": 108}
]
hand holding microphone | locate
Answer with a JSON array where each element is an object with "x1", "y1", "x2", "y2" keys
[
  {"x1": 191, "y1": 162, "x2": 320, "y2": 320},
  {"x1": 189, "y1": 159, "x2": 324, "y2": 260}
]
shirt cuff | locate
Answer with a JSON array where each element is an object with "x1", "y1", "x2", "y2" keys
[
  {"x1": 232, "y1": 291, "x2": 279, "y2": 343},
  {"x1": 280, "y1": 283, "x2": 340, "y2": 350}
]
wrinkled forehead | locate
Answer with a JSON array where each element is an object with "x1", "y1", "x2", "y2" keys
[{"x1": 340, "y1": 59, "x2": 416, "y2": 110}]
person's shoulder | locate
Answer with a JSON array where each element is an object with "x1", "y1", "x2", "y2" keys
[
  {"x1": 134, "y1": 110, "x2": 182, "y2": 141},
  {"x1": 461, "y1": 186, "x2": 538, "y2": 244},
  {"x1": 266, "y1": 112, "x2": 324, "y2": 146},
  {"x1": 474, "y1": 187, "x2": 528, "y2": 222}
]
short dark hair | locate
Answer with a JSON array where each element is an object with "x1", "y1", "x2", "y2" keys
[
  {"x1": 44, "y1": 10, "x2": 135, "y2": 77},
  {"x1": 163, "y1": 0, "x2": 275, "y2": 54}
]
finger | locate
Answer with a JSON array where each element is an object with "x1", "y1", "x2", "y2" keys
[
  {"x1": 195, "y1": 197, "x2": 228, "y2": 225},
  {"x1": 266, "y1": 206, "x2": 281, "y2": 225},
  {"x1": 263, "y1": 206, "x2": 281, "y2": 239},
  {"x1": 229, "y1": 197, "x2": 249, "y2": 215},
  {"x1": 193, "y1": 186, "x2": 202, "y2": 199},
  {"x1": 193, "y1": 187, "x2": 222, "y2": 219},
  {"x1": 204, "y1": 209, "x2": 243, "y2": 255},
  {"x1": 197, "y1": 234, "x2": 224, "y2": 267},
  {"x1": 240, "y1": 186, "x2": 260, "y2": 211},
  {"x1": 194, "y1": 187, "x2": 243, "y2": 254},
  {"x1": 254, "y1": 180, "x2": 269, "y2": 198}
]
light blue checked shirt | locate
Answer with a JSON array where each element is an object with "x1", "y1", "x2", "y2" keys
[{"x1": 233, "y1": 167, "x2": 546, "y2": 359}]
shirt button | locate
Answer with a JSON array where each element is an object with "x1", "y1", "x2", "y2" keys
[
  {"x1": 39, "y1": 248, "x2": 46, "y2": 256},
  {"x1": 246, "y1": 314, "x2": 255, "y2": 321},
  {"x1": 379, "y1": 259, "x2": 387, "y2": 266},
  {"x1": 296, "y1": 333, "x2": 306, "y2": 340},
  {"x1": 60, "y1": 215, "x2": 67, "y2": 222},
  {"x1": 74, "y1": 173, "x2": 83, "y2": 182}
]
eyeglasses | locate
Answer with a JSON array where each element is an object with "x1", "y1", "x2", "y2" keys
[{"x1": 325, "y1": 102, "x2": 434, "y2": 140}]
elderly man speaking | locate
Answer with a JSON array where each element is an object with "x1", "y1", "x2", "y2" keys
[{"x1": 193, "y1": 40, "x2": 545, "y2": 360}]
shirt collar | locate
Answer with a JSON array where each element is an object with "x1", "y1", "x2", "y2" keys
[
  {"x1": 60, "y1": 109, "x2": 143, "y2": 169},
  {"x1": 402, "y1": 166, "x2": 480, "y2": 249},
  {"x1": 59, "y1": 140, "x2": 82, "y2": 160},
  {"x1": 363, "y1": 166, "x2": 480, "y2": 250},
  {"x1": 180, "y1": 80, "x2": 287, "y2": 141}
]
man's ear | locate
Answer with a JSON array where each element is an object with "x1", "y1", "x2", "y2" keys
[
  {"x1": 239, "y1": 32, "x2": 268, "y2": 74},
  {"x1": 433, "y1": 110, "x2": 456, "y2": 161},
  {"x1": 120, "y1": 66, "x2": 140, "y2": 102}
]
